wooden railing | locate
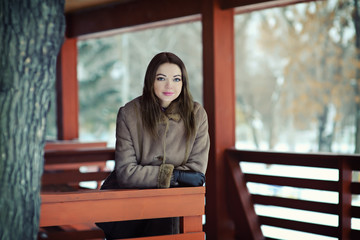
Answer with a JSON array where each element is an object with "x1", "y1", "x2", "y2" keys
[
  {"x1": 40, "y1": 187, "x2": 205, "y2": 240},
  {"x1": 39, "y1": 147, "x2": 205, "y2": 240},
  {"x1": 225, "y1": 148, "x2": 360, "y2": 240},
  {"x1": 42, "y1": 148, "x2": 114, "y2": 190}
]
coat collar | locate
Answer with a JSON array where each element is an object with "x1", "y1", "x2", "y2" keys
[{"x1": 159, "y1": 102, "x2": 181, "y2": 123}]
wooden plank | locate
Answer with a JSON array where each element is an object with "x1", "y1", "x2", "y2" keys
[
  {"x1": 40, "y1": 187, "x2": 205, "y2": 227},
  {"x1": 44, "y1": 148, "x2": 115, "y2": 165},
  {"x1": 66, "y1": 0, "x2": 202, "y2": 37},
  {"x1": 226, "y1": 148, "x2": 341, "y2": 169},
  {"x1": 45, "y1": 141, "x2": 107, "y2": 150},
  {"x1": 352, "y1": 206, "x2": 360, "y2": 218},
  {"x1": 40, "y1": 225, "x2": 204, "y2": 240},
  {"x1": 202, "y1": 0, "x2": 236, "y2": 239},
  {"x1": 244, "y1": 174, "x2": 339, "y2": 192},
  {"x1": 120, "y1": 232, "x2": 204, "y2": 240},
  {"x1": 41, "y1": 187, "x2": 205, "y2": 203},
  {"x1": 56, "y1": 38, "x2": 79, "y2": 140},
  {"x1": 252, "y1": 194, "x2": 338, "y2": 215},
  {"x1": 44, "y1": 161, "x2": 107, "y2": 171},
  {"x1": 181, "y1": 216, "x2": 203, "y2": 233},
  {"x1": 41, "y1": 170, "x2": 110, "y2": 185},
  {"x1": 351, "y1": 229, "x2": 360, "y2": 240},
  {"x1": 221, "y1": 0, "x2": 312, "y2": 11},
  {"x1": 38, "y1": 228, "x2": 104, "y2": 240}
]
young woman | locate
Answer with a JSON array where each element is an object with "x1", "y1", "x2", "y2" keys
[{"x1": 97, "y1": 52, "x2": 210, "y2": 239}]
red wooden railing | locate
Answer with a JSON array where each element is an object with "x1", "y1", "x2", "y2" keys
[
  {"x1": 225, "y1": 148, "x2": 360, "y2": 240},
  {"x1": 39, "y1": 148, "x2": 205, "y2": 240}
]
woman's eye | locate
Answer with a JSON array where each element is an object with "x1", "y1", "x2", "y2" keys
[
  {"x1": 173, "y1": 78, "x2": 181, "y2": 82},
  {"x1": 156, "y1": 77, "x2": 165, "y2": 81}
]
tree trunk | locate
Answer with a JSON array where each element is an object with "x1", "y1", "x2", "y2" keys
[{"x1": 0, "y1": 1, "x2": 65, "y2": 239}]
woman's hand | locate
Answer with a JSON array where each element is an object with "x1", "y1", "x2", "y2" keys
[{"x1": 171, "y1": 170, "x2": 205, "y2": 187}]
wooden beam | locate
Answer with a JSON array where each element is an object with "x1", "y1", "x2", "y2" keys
[
  {"x1": 65, "y1": 0, "x2": 202, "y2": 38},
  {"x1": 202, "y1": 0, "x2": 236, "y2": 239},
  {"x1": 56, "y1": 38, "x2": 79, "y2": 140},
  {"x1": 40, "y1": 187, "x2": 205, "y2": 226},
  {"x1": 221, "y1": 0, "x2": 313, "y2": 11}
]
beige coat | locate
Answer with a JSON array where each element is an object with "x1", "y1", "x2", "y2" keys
[{"x1": 114, "y1": 97, "x2": 210, "y2": 189}]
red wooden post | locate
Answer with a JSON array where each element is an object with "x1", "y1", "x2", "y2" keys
[
  {"x1": 339, "y1": 159, "x2": 352, "y2": 239},
  {"x1": 56, "y1": 38, "x2": 79, "y2": 140},
  {"x1": 202, "y1": 0, "x2": 236, "y2": 239}
]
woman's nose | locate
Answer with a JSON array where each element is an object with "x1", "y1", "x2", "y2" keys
[{"x1": 165, "y1": 79, "x2": 172, "y2": 88}]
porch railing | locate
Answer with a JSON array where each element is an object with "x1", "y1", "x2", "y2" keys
[
  {"x1": 225, "y1": 148, "x2": 360, "y2": 240},
  {"x1": 39, "y1": 147, "x2": 205, "y2": 240}
]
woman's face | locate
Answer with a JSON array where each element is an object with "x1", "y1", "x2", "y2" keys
[{"x1": 154, "y1": 63, "x2": 183, "y2": 108}]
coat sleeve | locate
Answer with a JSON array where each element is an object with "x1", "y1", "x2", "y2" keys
[
  {"x1": 114, "y1": 106, "x2": 173, "y2": 189},
  {"x1": 175, "y1": 105, "x2": 210, "y2": 174}
]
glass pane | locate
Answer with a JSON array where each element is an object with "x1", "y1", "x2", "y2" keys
[
  {"x1": 77, "y1": 21, "x2": 202, "y2": 146},
  {"x1": 235, "y1": 0, "x2": 358, "y2": 154}
]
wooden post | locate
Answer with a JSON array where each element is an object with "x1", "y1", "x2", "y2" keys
[
  {"x1": 202, "y1": 0, "x2": 236, "y2": 239},
  {"x1": 56, "y1": 38, "x2": 79, "y2": 140},
  {"x1": 339, "y1": 159, "x2": 352, "y2": 239}
]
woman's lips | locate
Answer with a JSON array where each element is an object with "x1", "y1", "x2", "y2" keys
[{"x1": 163, "y1": 92, "x2": 174, "y2": 96}]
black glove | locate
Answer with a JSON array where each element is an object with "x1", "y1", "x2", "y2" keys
[{"x1": 171, "y1": 170, "x2": 205, "y2": 187}]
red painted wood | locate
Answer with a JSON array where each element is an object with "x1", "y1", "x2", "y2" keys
[
  {"x1": 56, "y1": 38, "x2": 79, "y2": 140},
  {"x1": 41, "y1": 187, "x2": 205, "y2": 203},
  {"x1": 252, "y1": 195, "x2": 338, "y2": 215},
  {"x1": 339, "y1": 160, "x2": 352, "y2": 239},
  {"x1": 120, "y1": 232, "x2": 204, "y2": 240},
  {"x1": 44, "y1": 148, "x2": 115, "y2": 165},
  {"x1": 38, "y1": 228, "x2": 104, "y2": 240},
  {"x1": 45, "y1": 140, "x2": 107, "y2": 150},
  {"x1": 226, "y1": 155, "x2": 263, "y2": 240},
  {"x1": 202, "y1": 0, "x2": 236, "y2": 239},
  {"x1": 39, "y1": 187, "x2": 206, "y2": 240},
  {"x1": 244, "y1": 174, "x2": 339, "y2": 191},
  {"x1": 225, "y1": 148, "x2": 360, "y2": 240},
  {"x1": 41, "y1": 170, "x2": 110, "y2": 185},
  {"x1": 66, "y1": 0, "x2": 202, "y2": 37},
  {"x1": 181, "y1": 216, "x2": 203, "y2": 233},
  {"x1": 221, "y1": 0, "x2": 312, "y2": 11},
  {"x1": 44, "y1": 160, "x2": 107, "y2": 171}
]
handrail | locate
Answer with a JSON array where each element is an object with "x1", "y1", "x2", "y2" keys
[
  {"x1": 40, "y1": 187, "x2": 205, "y2": 226},
  {"x1": 44, "y1": 147, "x2": 115, "y2": 165},
  {"x1": 225, "y1": 148, "x2": 360, "y2": 240},
  {"x1": 40, "y1": 148, "x2": 206, "y2": 240},
  {"x1": 42, "y1": 148, "x2": 115, "y2": 189}
]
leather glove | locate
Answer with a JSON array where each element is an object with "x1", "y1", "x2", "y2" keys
[{"x1": 171, "y1": 170, "x2": 205, "y2": 187}]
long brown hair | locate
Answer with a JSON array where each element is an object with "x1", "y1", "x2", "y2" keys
[{"x1": 141, "y1": 52, "x2": 195, "y2": 140}]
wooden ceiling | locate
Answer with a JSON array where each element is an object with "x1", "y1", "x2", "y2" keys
[{"x1": 65, "y1": 0, "x2": 133, "y2": 13}]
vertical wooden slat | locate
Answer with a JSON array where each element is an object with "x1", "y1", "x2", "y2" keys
[
  {"x1": 226, "y1": 153, "x2": 264, "y2": 240},
  {"x1": 181, "y1": 216, "x2": 203, "y2": 233},
  {"x1": 202, "y1": 0, "x2": 236, "y2": 239},
  {"x1": 339, "y1": 159, "x2": 352, "y2": 239},
  {"x1": 56, "y1": 38, "x2": 79, "y2": 140}
]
